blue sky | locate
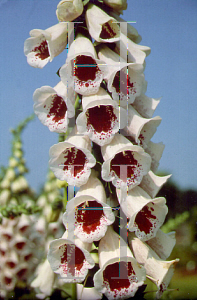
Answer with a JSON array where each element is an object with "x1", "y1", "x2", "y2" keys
[{"x1": 0, "y1": 0, "x2": 197, "y2": 192}]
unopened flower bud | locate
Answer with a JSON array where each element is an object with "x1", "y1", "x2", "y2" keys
[
  {"x1": 14, "y1": 149, "x2": 23, "y2": 159},
  {"x1": 0, "y1": 189, "x2": 11, "y2": 205},
  {"x1": 56, "y1": 0, "x2": 83, "y2": 22},
  {"x1": 9, "y1": 157, "x2": 18, "y2": 168},
  {"x1": 103, "y1": 0, "x2": 127, "y2": 12},
  {"x1": 5, "y1": 168, "x2": 16, "y2": 181}
]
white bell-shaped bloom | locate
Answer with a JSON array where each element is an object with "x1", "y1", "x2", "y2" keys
[
  {"x1": 76, "y1": 88, "x2": 127, "y2": 146},
  {"x1": 85, "y1": 4, "x2": 120, "y2": 43},
  {"x1": 24, "y1": 22, "x2": 71, "y2": 68},
  {"x1": 77, "y1": 284, "x2": 102, "y2": 300},
  {"x1": 98, "y1": 46, "x2": 145, "y2": 106},
  {"x1": 116, "y1": 186, "x2": 168, "y2": 241},
  {"x1": 146, "y1": 229, "x2": 176, "y2": 260},
  {"x1": 56, "y1": 0, "x2": 83, "y2": 22},
  {"x1": 103, "y1": 0, "x2": 127, "y2": 13},
  {"x1": 63, "y1": 174, "x2": 115, "y2": 243},
  {"x1": 140, "y1": 171, "x2": 172, "y2": 198},
  {"x1": 132, "y1": 94, "x2": 161, "y2": 118},
  {"x1": 33, "y1": 81, "x2": 75, "y2": 133},
  {"x1": 146, "y1": 141, "x2": 165, "y2": 172},
  {"x1": 93, "y1": 226, "x2": 146, "y2": 300},
  {"x1": 31, "y1": 259, "x2": 55, "y2": 296},
  {"x1": 60, "y1": 34, "x2": 108, "y2": 96},
  {"x1": 47, "y1": 232, "x2": 95, "y2": 283},
  {"x1": 101, "y1": 134, "x2": 151, "y2": 190},
  {"x1": 114, "y1": 32, "x2": 151, "y2": 65},
  {"x1": 130, "y1": 237, "x2": 179, "y2": 299},
  {"x1": 123, "y1": 105, "x2": 162, "y2": 148},
  {"x1": 49, "y1": 128, "x2": 96, "y2": 186}
]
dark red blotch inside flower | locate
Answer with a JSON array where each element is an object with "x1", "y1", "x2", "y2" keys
[
  {"x1": 34, "y1": 40, "x2": 50, "y2": 60},
  {"x1": 110, "y1": 150, "x2": 138, "y2": 182},
  {"x1": 135, "y1": 204, "x2": 156, "y2": 234},
  {"x1": 63, "y1": 147, "x2": 87, "y2": 177},
  {"x1": 60, "y1": 244, "x2": 85, "y2": 274},
  {"x1": 112, "y1": 70, "x2": 135, "y2": 96},
  {"x1": 100, "y1": 22, "x2": 117, "y2": 39},
  {"x1": 47, "y1": 95, "x2": 67, "y2": 123},
  {"x1": 103, "y1": 261, "x2": 136, "y2": 291},
  {"x1": 76, "y1": 200, "x2": 104, "y2": 234},
  {"x1": 86, "y1": 105, "x2": 117, "y2": 133},
  {"x1": 75, "y1": 55, "x2": 99, "y2": 82}
]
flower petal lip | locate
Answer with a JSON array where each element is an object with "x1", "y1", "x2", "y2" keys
[
  {"x1": 47, "y1": 237, "x2": 95, "y2": 283},
  {"x1": 123, "y1": 105, "x2": 162, "y2": 148},
  {"x1": 49, "y1": 132, "x2": 96, "y2": 186},
  {"x1": 114, "y1": 32, "x2": 151, "y2": 65},
  {"x1": 101, "y1": 134, "x2": 151, "y2": 190},
  {"x1": 56, "y1": 0, "x2": 84, "y2": 22},
  {"x1": 140, "y1": 171, "x2": 172, "y2": 198},
  {"x1": 85, "y1": 4, "x2": 120, "y2": 43},
  {"x1": 132, "y1": 94, "x2": 161, "y2": 118},
  {"x1": 33, "y1": 82, "x2": 75, "y2": 133},
  {"x1": 146, "y1": 229, "x2": 176, "y2": 260},
  {"x1": 60, "y1": 34, "x2": 108, "y2": 96},
  {"x1": 116, "y1": 186, "x2": 168, "y2": 241},
  {"x1": 24, "y1": 22, "x2": 69, "y2": 68}
]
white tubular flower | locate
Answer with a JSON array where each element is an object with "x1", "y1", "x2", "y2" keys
[
  {"x1": 77, "y1": 284, "x2": 102, "y2": 300},
  {"x1": 101, "y1": 134, "x2": 151, "y2": 190},
  {"x1": 4, "y1": 250, "x2": 18, "y2": 270},
  {"x1": 115, "y1": 32, "x2": 150, "y2": 65},
  {"x1": 63, "y1": 174, "x2": 115, "y2": 243},
  {"x1": 146, "y1": 230, "x2": 176, "y2": 260},
  {"x1": 103, "y1": 0, "x2": 127, "y2": 13},
  {"x1": 93, "y1": 227, "x2": 146, "y2": 300},
  {"x1": 140, "y1": 171, "x2": 172, "y2": 198},
  {"x1": 17, "y1": 214, "x2": 31, "y2": 234},
  {"x1": 85, "y1": 4, "x2": 120, "y2": 43},
  {"x1": 60, "y1": 34, "x2": 108, "y2": 96},
  {"x1": 109, "y1": 12, "x2": 141, "y2": 43},
  {"x1": 130, "y1": 237, "x2": 179, "y2": 299},
  {"x1": 49, "y1": 129, "x2": 96, "y2": 186},
  {"x1": 47, "y1": 233, "x2": 95, "y2": 283},
  {"x1": 24, "y1": 22, "x2": 72, "y2": 68},
  {"x1": 56, "y1": 0, "x2": 83, "y2": 22},
  {"x1": 116, "y1": 186, "x2": 168, "y2": 241},
  {"x1": 76, "y1": 88, "x2": 127, "y2": 146},
  {"x1": 33, "y1": 81, "x2": 75, "y2": 133},
  {"x1": 11, "y1": 176, "x2": 29, "y2": 193},
  {"x1": 146, "y1": 141, "x2": 165, "y2": 172},
  {"x1": 98, "y1": 46, "x2": 145, "y2": 106},
  {"x1": 124, "y1": 105, "x2": 162, "y2": 148},
  {"x1": 132, "y1": 94, "x2": 161, "y2": 118},
  {"x1": 31, "y1": 259, "x2": 55, "y2": 296},
  {"x1": 2, "y1": 270, "x2": 16, "y2": 291}
]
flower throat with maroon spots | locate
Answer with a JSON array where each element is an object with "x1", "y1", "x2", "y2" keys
[
  {"x1": 47, "y1": 95, "x2": 67, "y2": 123},
  {"x1": 59, "y1": 244, "x2": 85, "y2": 274},
  {"x1": 86, "y1": 105, "x2": 117, "y2": 133},
  {"x1": 75, "y1": 55, "x2": 99, "y2": 82},
  {"x1": 76, "y1": 200, "x2": 104, "y2": 234},
  {"x1": 34, "y1": 40, "x2": 50, "y2": 60},
  {"x1": 63, "y1": 147, "x2": 87, "y2": 177},
  {"x1": 103, "y1": 261, "x2": 137, "y2": 292},
  {"x1": 110, "y1": 151, "x2": 139, "y2": 181}
]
